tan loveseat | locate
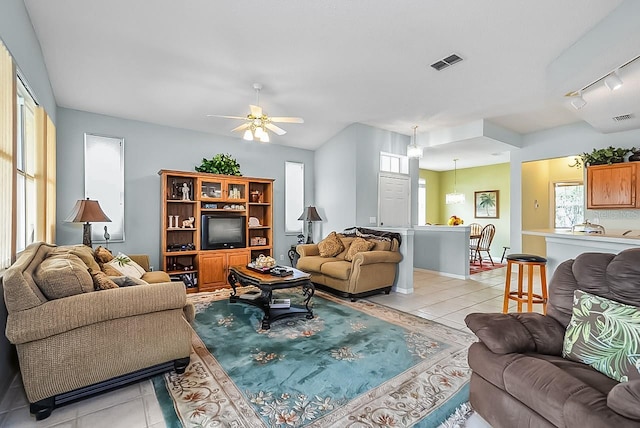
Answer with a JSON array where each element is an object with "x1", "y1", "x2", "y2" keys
[
  {"x1": 3, "y1": 242, "x2": 194, "y2": 420},
  {"x1": 296, "y1": 227, "x2": 402, "y2": 300}
]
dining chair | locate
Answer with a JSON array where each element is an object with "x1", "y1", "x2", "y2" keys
[
  {"x1": 472, "y1": 224, "x2": 496, "y2": 267},
  {"x1": 469, "y1": 223, "x2": 483, "y2": 260}
]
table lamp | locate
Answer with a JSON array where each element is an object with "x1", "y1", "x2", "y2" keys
[
  {"x1": 65, "y1": 198, "x2": 112, "y2": 247},
  {"x1": 298, "y1": 206, "x2": 323, "y2": 244}
]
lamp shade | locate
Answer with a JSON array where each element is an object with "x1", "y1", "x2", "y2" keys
[
  {"x1": 65, "y1": 198, "x2": 112, "y2": 223},
  {"x1": 298, "y1": 206, "x2": 322, "y2": 222}
]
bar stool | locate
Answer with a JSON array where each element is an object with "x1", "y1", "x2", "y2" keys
[{"x1": 503, "y1": 253, "x2": 548, "y2": 314}]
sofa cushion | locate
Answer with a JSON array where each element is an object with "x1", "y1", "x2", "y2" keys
[
  {"x1": 91, "y1": 270, "x2": 119, "y2": 290},
  {"x1": 104, "y1": 253, "x2": 146, "y2": 279},
  {"x1": 563, "y1": 290, "x2": 640, "y2": 382},
  {"x1": 608, "y1": 380, "x2": 640, "y2": 420},
  {"x1": 297, "y1": 255, "x2": 338, "y2": 273},
  {"x1": 318, "y1": 231, "x2": 344, "y2": 257},
  {"x1": 53, "y1": 245, "x2": 101, "y2": 273},
  {"x1": 320, "y1": 260, "x2": 352, "y2": 280},
  {"x1": 140, "y1": 271, "x2": 169, "y2": 284},
  {"x1": 370, "y1": 239, "x2": 391, "y2": 252},
  {"x1": 336, "y1": 236, "x2": 355, "y2": 260},
  {"x1": 344, "y1": 237, "x2": 375, "y2": 261},
  {"x1": 33, "y1": 253, "x2": 94, "y2": 299}
]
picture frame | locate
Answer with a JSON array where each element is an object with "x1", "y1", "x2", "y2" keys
[{"x1": 474, "y1": 190, "x2": 499, "y2": 218}]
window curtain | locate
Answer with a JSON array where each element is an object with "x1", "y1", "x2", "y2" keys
[
  {"x1": 0, "y1": 41, "x2": 16, "y2": 268},
  {"x1": 34, "y1": 107, "x2": 56, "y2": 244}
]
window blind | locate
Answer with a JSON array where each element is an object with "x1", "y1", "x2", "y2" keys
[{"x1": 0, "y1": 41, "x2": 16, "y2": 268}]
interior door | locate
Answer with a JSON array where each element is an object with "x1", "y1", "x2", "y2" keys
[{"x1": 378, "y1": 173, "x2": 410, "y2": 227}]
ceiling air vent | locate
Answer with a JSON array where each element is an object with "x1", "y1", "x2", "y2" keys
[
  {"x1": 612, "y1": 114, "x2": 634, "y2": 122},
  {"x1": 430, "y1": 53, "x2": 463, "y2": 71}
]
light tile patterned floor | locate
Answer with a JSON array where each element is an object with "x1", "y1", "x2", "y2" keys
[{"x1": 0, "y1": 265, "x2": 545, "y2": 427}]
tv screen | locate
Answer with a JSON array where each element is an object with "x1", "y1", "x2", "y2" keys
[{"x1": 201, "y1": 215, "x2": 246, "y2": 250}]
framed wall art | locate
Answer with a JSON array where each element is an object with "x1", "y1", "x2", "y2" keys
[{"x1": 474, "y1": 190, "x2": 499, "y2": 218}]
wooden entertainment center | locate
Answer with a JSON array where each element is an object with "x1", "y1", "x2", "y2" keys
[{"x1": 159, "y1": 169, "x2": 274, "y2": 292}]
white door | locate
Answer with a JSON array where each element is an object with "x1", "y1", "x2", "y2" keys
[{"x1": 378, "y1": 173, "x2": 410, "y2": 227}]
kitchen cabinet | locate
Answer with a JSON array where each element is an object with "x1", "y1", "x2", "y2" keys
[{"x1": 587, "y1": 163, "x2": 640, "y2": 209}]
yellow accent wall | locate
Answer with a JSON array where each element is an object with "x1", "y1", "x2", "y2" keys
[{"x1": 419, "y1": 163, "x2": 510, "y2": 260}]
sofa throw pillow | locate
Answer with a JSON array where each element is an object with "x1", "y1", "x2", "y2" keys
[
  {"x1": 563, "y1": 290, "x2": 640, "y2": 382},
  {"x1": 318, "y1": 231, "x2": 345, "y2": 257},
  {"x1": 344, "y1": 237, "x2": 375, "y2": 261},
  {"x1": 33, "y1": 253, "x2": 95, "y2": 300},
  {"x1": 104, "y1": 253, "x2": 146, "y2": 279},
  {"x1": 110, "y1": 276, "x2": 148, "y2": 287},
  {"x1": 91, "y1": 270, "x2": 119, "y2": 290},
  {"x1": 53, "y1": 245, "x2": 101, "y2": 273},
  {"x1": 94, "y1": 246, "x2": 114, "y2": 264}
]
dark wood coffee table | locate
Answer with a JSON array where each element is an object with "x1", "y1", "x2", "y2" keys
[{"x1": 228, "y1": 265, "x2": 314, "y2": 330}]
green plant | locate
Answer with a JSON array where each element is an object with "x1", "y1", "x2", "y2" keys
[
  {"x1": 195, "y1": 154, "x2": 242, "y2": 176},
  {"x1": 579, "y1": 146, "x2": 635, "y2": 166}
]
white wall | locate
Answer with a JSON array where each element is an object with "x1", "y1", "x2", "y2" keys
[
  {"x1": 56, "y1": 108, "x2": 315, "y2": 267},
  {"x1": 510, "y1": 122, "x2": 640, "y2": 252}
]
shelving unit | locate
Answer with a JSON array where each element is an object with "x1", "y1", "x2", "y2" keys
[{"x1": 159, "y1": 169, "x2": 274, "y2": 292}]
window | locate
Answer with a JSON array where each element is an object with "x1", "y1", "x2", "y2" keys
[
  {"x1": 554, "y1": 182, "x2": 584, "y2": 228},
  {"x1": 418, "y1": 178, "x2": 426, "y2": 225},
  {"x1": 285, "y1": 161, "x2": 304, "y2": 233},
  {"x1": 16, "y1": 79, "x2": 37, "y2": 252},
  {"x1": 380, "y1": 152, "x2": 408, "y2": 174}
]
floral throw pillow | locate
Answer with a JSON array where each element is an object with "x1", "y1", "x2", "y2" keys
[
  {"x1": 104, "y1": 253, "x2": 146, "y2": 279},
  {"x1": 562, "y1": 290, "x2": 640, "y2": 382},
  {"x1": 344, "y1": 237, "x2": 375, "y2": 261}
]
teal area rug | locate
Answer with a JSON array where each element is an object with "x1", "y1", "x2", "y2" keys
[{"x1": 153, "y1": 288, "x2": 475, "y2": 427}]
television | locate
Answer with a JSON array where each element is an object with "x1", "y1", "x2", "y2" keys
[{"x1": 201, "y1": 215, "x2": 246, "y2": 250}]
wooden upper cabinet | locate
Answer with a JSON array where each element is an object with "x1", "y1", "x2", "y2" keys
[{"x1": 587, "y1": 163, "x2": 638, "y2": 209}]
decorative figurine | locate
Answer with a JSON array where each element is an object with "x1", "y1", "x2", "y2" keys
[
  {"x1": 181, "y1": 183, "x2": 190, "y2": 201},
  {"x1": 182, "y1": 217, "x2": 195, "y2": 228},
  {"x1": 168, "y1": 216, "x2": 174, "y2": 228},
  {"x1": 103, "y1": 226, "x2": 110, "y2": 250}
]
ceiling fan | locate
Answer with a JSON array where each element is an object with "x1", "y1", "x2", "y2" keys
[{"x1": 207, "y1": 83, "x2": 304, "y2": 143}]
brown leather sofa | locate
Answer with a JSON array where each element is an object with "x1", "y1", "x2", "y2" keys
[
  {"x1": 465, "y1": 249, "x2": 640, "y2": 427},
  {"x1": 296, "y1": 227, "x2": 402, "y2": 300},
  {"x1": 3, "y1": 242, "x2": 194, "y2": 420}
]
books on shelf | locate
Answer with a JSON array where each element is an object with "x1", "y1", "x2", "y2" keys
[
  {"x1": 239, "y1": 290, "x2": 261, "y2": 300},
  {"x1": 269, "y1": 298, "x2": 290, "y2": 309}
]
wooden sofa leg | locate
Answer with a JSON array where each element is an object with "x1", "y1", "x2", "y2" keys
[
  {"x1": 30, "y1": 397, "x2": 54, "y2": 420},
  {"x1": 174, "y1": 357, "x2": 190, "y2": 374}
]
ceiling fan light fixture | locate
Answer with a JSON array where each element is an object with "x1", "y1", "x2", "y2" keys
[
  {"x1": 243, "y1": 129, "x2": 253, "y2": 141},
  {"x1": 260, "y1": 131, "x2": 270, "y2": 143},
  {"x1": 254, "y1": 126, "x2": 264, "y2": 138},
  {"x1": 604, "y1": 71, "x2": 623, "y2": 91}
]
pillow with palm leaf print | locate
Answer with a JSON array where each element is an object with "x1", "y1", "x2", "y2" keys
[
  {"x1": 104, "y1": 253, "x2": 146, "y2": 279},
  {"x1": 563, "y1": 290, "x2": 640, "y2": 382}
]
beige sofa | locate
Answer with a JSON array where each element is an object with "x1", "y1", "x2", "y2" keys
[
  {"x1": 3, "y1": 242, "x2": 194, "y2": 420},
  {"x1": 296, "y1": 227, "x2": 402, "y2": 300}
]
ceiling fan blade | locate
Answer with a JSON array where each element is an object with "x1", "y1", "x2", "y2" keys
[
  {"x1": 231, "y1": 123, "x2": 251, "y2": 133},
  {"x1": 265, "y1": 123, "x2": 287, "y2": 136},
  {"x1": 206, "y1": 114, "x2": 247, "y2": 120},
  {"x1": 270, "y1": 117, "x2": 304, "y2": 124},
  {"x1": 249, "y1": 105, "x2": 263, "y2": 117}
]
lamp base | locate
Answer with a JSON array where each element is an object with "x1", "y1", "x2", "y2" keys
[
  {"x1": 82, "y1": 223, "x2": 92, "y2": 247},
  {"x1": 306, "y1": 221, "x2": 314, "y2": 244}
]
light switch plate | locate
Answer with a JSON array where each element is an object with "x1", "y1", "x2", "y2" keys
[{"x1": 369, "y1": 217, "x2": 376, "y2": 224}]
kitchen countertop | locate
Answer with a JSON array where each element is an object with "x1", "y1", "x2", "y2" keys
[{"x1": 522, "y1": 229, "x2": 640, "y2": 244}]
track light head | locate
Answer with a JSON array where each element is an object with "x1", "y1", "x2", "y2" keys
[
  {"x1": 570, "y1": 92, "x2": 587, "y2": 110},
  {"x1": 604, "y1": 71, "x2": 623, "y2": 91}
]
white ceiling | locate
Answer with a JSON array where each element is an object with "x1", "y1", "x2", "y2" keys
[{"x1": 23, "y1": 0, "x2": 630, "y2": 170}]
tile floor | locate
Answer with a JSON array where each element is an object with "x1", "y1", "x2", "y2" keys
[{"x1": 0, "y1": 264, "x2": 545, "y2": 427}]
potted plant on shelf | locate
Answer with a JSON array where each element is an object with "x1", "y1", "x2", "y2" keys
[
  {"x1": 579, "y1": 146, "x2": 635, "y2": 166},
  {"x1": 195, "y1": 153, "x2": 242, "y2": 176}
]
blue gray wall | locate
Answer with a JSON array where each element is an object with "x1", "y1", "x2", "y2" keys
[
  {"x1": 315, "y1": 123, "x2": 414, "y2": 237},
  {"x1": 56, "y1": 108, "x2": 315, "y2": 267}
]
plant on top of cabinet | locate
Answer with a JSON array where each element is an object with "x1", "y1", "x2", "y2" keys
[
  {"x1": 579, "y1": 146, "x2": 635, "y2": 166},
  {"x1": 195, "y1": 154, "x2": 242, "y2": 176}
]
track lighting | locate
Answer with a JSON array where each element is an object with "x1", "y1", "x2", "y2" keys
[{"x1": 604, "y1": 70, "x2": 623, "y2": 91}]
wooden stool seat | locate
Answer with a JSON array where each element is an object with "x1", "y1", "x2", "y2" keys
[{"x1": 503, "y1": 253, "x2": 548, "y2": 314}]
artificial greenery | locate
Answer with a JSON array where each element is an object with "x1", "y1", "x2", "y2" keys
[
  {"x1": 195, "y1": 153, "x2": 242, "y2": 176},
  {"x1": 579, "y1": 146, "x2": 635, "y2": 166}
]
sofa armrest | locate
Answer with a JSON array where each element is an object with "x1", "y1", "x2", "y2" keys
[
  {"x1": 6, "y1": 282, "x2": 187, "y2": 344},
  {"x1": 297, "y1": 244, "x2": 319, "y2": 257},
  {"x1": 352, "y1": 250, "x2": 402, "y2": 266},
  {"x1": 608, "y1": 380, "x2": 640, "y2": 420},
  {"x1": 129, "y1": 254, "x2": 151, "y2": 271},
  {"x1": 464, "y1": 312, "x2": 565, "y2": 355}
]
